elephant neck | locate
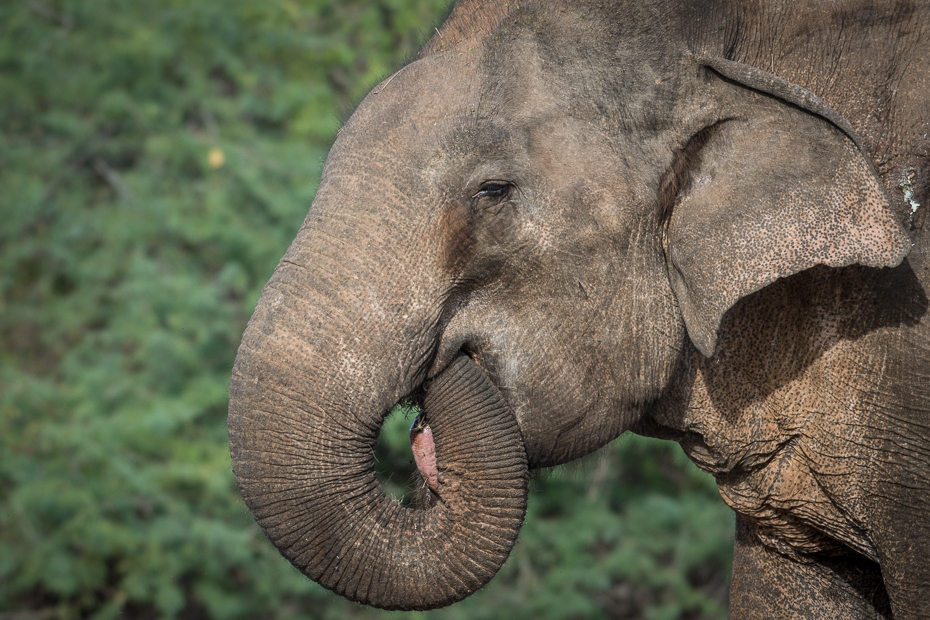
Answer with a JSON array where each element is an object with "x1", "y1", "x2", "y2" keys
[{"x1": 642, "y1": 264, "x2": 925, "y2": 562}]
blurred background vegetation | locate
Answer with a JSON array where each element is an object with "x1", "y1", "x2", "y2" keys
[{"x1": 0, "y1": 0, "x2": 733, "y2": 618}]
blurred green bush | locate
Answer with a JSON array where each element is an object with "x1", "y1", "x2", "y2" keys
[{"x1": 0, "y1": 1, "x2": 732, "y2": 618}]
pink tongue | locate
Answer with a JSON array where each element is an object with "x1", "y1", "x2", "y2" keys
[{"x1": 410, "y1": 424, "x2": 439, "y2": 493}]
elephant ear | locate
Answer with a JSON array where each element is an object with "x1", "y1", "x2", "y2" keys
[{"x1": 663, "y1": 56, "x2": 911, "y2": 357}]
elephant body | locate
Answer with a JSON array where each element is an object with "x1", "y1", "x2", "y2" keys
[{"x1": 228, "y1": 1, "x2": 929, "y2": 617}]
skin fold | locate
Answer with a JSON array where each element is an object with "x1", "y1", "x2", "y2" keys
[{"x1": 228, "y1": 0, "x2": 929, "y2": 616}]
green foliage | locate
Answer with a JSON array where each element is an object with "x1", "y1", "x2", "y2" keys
[
  {"x1": 0, "y1": 1, "x2": 732, "y2": 619},
  {"x1": 1, "y1": 1, "x2": 449, "y2": 618}
]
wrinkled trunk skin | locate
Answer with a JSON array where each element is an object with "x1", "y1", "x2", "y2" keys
[{"x1": 229, "y1": 348, "x2": 528, "y2": 610}]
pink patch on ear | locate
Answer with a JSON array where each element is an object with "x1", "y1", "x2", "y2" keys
[{"x1": 410, "y1": 424, "x2": 439, "y2": 492}]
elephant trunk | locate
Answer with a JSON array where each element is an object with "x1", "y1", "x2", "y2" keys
[{"x1": 228, "y1": 255, "x2": 528, "y2": 609}]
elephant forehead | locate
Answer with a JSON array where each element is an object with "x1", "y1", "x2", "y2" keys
[
  {"x1": 333, "y1": 25, "x2": 614, "y2": 175},
  {"x1": 335, "y1": 54, "x2": 486, "y2": 156}
]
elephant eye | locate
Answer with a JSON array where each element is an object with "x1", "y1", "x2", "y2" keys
[{"x1": 471, "y1": 182, "x2": 513, "y2": 209}]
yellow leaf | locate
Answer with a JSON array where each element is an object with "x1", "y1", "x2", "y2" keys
[{"x1": 208, "y1": 148, "x2": 225, "y2": 169}]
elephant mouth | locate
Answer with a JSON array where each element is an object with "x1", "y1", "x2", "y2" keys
[
  {"x1": 409, "y1": 412, "x2": 440, "y2": 495},
  {"x1": 413, "y1": 340, "x2": 509, "y2": 462},
  {"x1": 400, "y1": 347, "x2": 510, "y2": 505}
]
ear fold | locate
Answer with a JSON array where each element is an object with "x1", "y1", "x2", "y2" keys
[{"x1": 664, "y1": 58, "x2": 911, "y2": 357}]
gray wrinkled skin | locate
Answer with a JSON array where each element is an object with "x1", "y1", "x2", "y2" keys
[{"x1": 228, "y1": 1, "x2": 929, "y2": 616}]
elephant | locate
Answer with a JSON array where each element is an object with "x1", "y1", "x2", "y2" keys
[{"x1": 227, "y1": 0, "x2": 930, "y2": 617}]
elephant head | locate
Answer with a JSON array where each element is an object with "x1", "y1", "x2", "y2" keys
[{"x1": 228, "y1": 0, "x2": 911, "y2": 611}]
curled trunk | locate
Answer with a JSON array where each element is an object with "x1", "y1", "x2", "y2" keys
[{"x1": 229, "y1": 353, "x2": 528, "y2": 610}]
